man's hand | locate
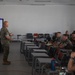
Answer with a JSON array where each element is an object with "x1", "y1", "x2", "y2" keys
[
  {"x1": 6, "y1": 36, "x2": 12, "y2": 41},
  {"x1": 9, "y1": 33, "x2": 14, "y2": 36}
]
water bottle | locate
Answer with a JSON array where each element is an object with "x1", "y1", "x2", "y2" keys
[{"x1": 51, "y1": 58, "x2": 56, "y2": 71}]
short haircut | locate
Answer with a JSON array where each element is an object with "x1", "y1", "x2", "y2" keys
[
  {"x1": 63, "y1": 34, "x2": 69, "y2": 37},
  {"x1": 3, "y1": 21, "x2": 8, "y2": 27},
  {"x1": 57, "y1": 32, "x2": 61, "y2": 34},
  {"x1": 72, "y1": 31, "x2": 75, "y2": 34}
]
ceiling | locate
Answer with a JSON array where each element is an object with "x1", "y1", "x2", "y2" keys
[{"x1": 0, "y1": 0, "x2": 75, "y2": 5}]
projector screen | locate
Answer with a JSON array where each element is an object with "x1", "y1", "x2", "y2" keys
[{"x1": 0, "y1": 18, "x2": 3, "y2": 29}]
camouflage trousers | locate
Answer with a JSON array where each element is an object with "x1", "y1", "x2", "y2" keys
[{"x1": 2, "y1": 45, "x2": 9, "y2": 61}]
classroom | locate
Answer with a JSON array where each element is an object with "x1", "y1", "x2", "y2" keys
[{"x1": 0, "y1": 0, "x2": 75, "y2": 75}]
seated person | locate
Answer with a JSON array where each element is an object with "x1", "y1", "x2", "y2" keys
[
  {"x1": 46, "y1": 35, "x2": 51, "y2": 42},
  {"x1": 48, "y1": 34, "x2": 72, "y2": 57},
  {"x1": 65, "y1": 30, "x2": 69, "y2": 35},
  {"x1": 65, "y1": 30, "x2": 70, "y2": 38},
  {"x1": 52, "y1": 32, "x2": 57, "y2": 42},
  {"x1": 58, "y1": 34, "x2": 72, "y2": 49},
  {"x1": 68, "y1": 46, "x2": 75, "y2": 74},
  {"x1": 48, "y1": 32, "x2": 61, "y2": 57},
  {"x1": 53, "y1": 32, "x2": 61, "y2": 46},
  {"x1": 70, "y1": 33, "x2": 75, "y2": 46},
  {"x1": 45, "y1": 34, "x2": 52, "y2": 46},
  {"x1": 72, "y1": 31, "x2": 75, "y2": 34}
]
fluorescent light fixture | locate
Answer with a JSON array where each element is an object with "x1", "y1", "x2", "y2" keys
[
  {"x1": 0, "y1": 0, "x2": 3, "y2": 2},
  {"x1": 30, "y1": 4, "x2": 45, "y2": 6},
  {"x1": 19, "y1": 0, "x2": 22, "y2": 1},
  {"x1": 35, "y1": 0, "x2": 51, "y2": 2}
]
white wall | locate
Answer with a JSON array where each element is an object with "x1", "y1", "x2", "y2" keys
[
  {"x1": 0, "y1": 5, "x2": 74, "y2": 34},
  {"x1": 70, "y1": 6, "x2": 75, "y2": 32}
]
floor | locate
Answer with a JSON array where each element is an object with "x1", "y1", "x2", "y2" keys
[{"x1": 0, "y1": 42, "x2": 32, "y2": 75}]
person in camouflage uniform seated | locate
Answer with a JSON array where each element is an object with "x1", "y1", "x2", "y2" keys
[
  {"x1": 58, "y1": 34, "x2": 72, "y2": 49},
  {"x1": 1, "y1": 21, "x2": 13, "y2": 65}
]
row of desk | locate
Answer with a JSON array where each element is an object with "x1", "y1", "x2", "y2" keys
[
  {"x1": 20, "y1": 40, "x2": 59, "y2": 75},
  {"x1": 20, "y1": 40, "x2": 72, "y2": 75}
]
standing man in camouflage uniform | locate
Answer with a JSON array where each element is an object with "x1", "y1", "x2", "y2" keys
[{"x1": 1, "y1": 21, "x2": 13, "y2": 65}]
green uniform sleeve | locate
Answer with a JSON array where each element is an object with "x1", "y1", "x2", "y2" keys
[{"x1": 4, "y1": 28, "x2": 10, "y2": 38}]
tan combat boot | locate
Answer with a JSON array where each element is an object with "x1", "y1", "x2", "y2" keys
[{"x1": 2, "y1": 59, "x2": 11, "y2": 65}]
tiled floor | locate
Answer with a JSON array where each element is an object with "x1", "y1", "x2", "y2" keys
[{"x1": 0, "y1": 42, "x2": 32, "y2": 75}]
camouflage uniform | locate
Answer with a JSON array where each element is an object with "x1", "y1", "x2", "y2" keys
[
  {"x1": 59, "y1": 39, "x2": 72, "y2": 49},
  {"x1": 1, "y1": 27, "x2": 10, "y2": 62}
]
